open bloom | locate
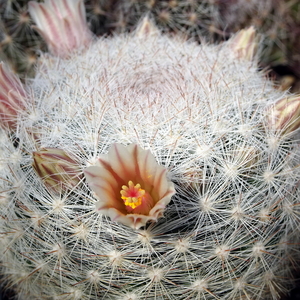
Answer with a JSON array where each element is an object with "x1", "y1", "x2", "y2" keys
[
  {"x1": 32, "y1": 148, "x2": 82, "y2": 193},
  {"x1": 28, "y1": 0, "x2": 93, "y2": 58},
  {"x1": 84, "y1": 143, "x2": 175, "y2": 229},
  {"x1": 0, "y1": 62, "x2": 26, "y2": 129},
  {"x1": 266, "y1": 95, "x2": 300, "y2": 135}
]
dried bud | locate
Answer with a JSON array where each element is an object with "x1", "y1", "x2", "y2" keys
[
  {"x1": 28, "y1": 0, "x2": 93, "y2": 58},
  {"x1": 84, "y1": 143, "x2": 175, "y2": 229},
  {"x1": 32, "y1": 148, "x2": 81, "y2": 192},
  {"x1": 0, "y1": 62, "x2": 26, "y2": 130},
  {"x1": 266, "y1": 95, "x2": 300, "y2": 135},
  {"x1": 231, "y1": 27, "x2": 257, "y2": 61}
]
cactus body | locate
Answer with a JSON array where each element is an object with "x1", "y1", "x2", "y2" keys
[{"x1": 0, "y1": 9, "x2": 300, "y2": 300}]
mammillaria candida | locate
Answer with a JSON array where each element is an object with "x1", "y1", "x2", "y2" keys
[{"x1": 0, "y1": 0, "x2": 300, "y2": 299}]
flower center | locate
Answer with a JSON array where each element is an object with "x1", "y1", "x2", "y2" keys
[{"x1": 120, "y1": 181, "x2": 146, "y2": 209}]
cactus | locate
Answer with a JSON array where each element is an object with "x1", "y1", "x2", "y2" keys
[{"x1": 1, "y1": 1, "x2": 300, "y2": 299}]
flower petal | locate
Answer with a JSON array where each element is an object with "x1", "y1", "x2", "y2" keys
[
  {"x1": 85, "y1": 166, "x2": 126, "y2": 213},
  {"x1": 104, "y1": 143, "x2": 137, "y2": 183}
]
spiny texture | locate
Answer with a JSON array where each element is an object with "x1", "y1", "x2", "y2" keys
[
  {"x1": 106, "y1": 0, "x2": 300, "y2": 91},
  {"x1": 1, "y1": 23, "x2": 300, "y2": 300}
]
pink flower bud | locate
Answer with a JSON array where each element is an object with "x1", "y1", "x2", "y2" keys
[
  {"x1": 0, "y1": 62, "x2": 26, "y2": 130},
  {"x1": 84, "y1": 143, "x2": 175, "y2": 229},
  {"x1": 230, "y1": 27, "x2": 257, "y2": 61},
  {"x1": 28, "y1": 0, "x2": 93, "y2": 58},
  {"x1": 32, "y1": 148, "x2": 82, "y2": 193},
  {"x1": 266, "y1": 95, "x2": 300, "y2": 135}
]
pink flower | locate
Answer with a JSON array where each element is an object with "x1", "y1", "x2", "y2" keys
[
  {"x1": 28, "y1": 0, "x2": 93, "y2": 58},
  {"x1": 0, "y1": 62, "x2": 26, "y2": 130},
  {"x1": 84, "y1": 144, "x2": 175, "y2": 229}
]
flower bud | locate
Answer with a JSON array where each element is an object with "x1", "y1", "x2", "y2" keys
[
  {"x1": 28, "y1": 0, "x2": 93, "y2": 58},
  {"x1": 0, "y1": 62, "x2": 26, "y2": 130},
  {"x1": 266, "y1": 95, "x2": 300, "y2": 135},
  {"x1": 135, "y1": 16, "x2": 159, "y2": 38},
  {"x1": 32, "y1": 148, "x2": 81, "y2": 193},
  {"x1": 231, "y1": 27, "x2": 257, "y2": 61}
]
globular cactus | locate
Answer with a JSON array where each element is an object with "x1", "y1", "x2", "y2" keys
[{"x1": 1, "y1": 1, "x2": 300, "y2": 299}]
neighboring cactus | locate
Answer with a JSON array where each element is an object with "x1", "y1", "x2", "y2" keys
[
  {"x1": 1, "y1": 1, "x2": 300, "y2": 300},
  {"x1": 0, "y1": 0, "x2": 43, "y2": 76}
]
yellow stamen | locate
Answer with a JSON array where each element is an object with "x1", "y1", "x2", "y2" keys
[{"x1": 120, "y1": 180, "x2": 146, "y2": 209}]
